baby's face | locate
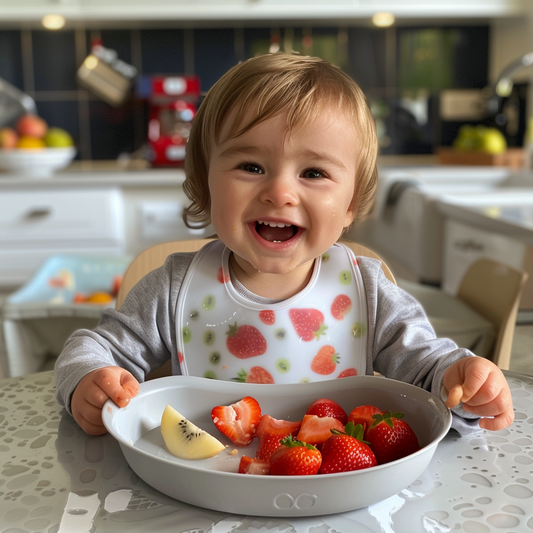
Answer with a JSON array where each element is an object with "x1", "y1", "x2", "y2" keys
[{"x1": 207, "y1": 107, "x2": 358, "y2": 294}]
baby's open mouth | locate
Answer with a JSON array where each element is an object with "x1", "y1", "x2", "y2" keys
[{"x1": 255, "y1": 220, "x2": 299, "y2": 243}]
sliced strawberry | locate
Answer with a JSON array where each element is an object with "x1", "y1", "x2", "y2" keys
[
  {"x1": 211, "y1": 396, "x2": 262, "y2": 447},
  {"x1": 305, "y1": 398, "x2": 348, "y2": 425},
  {"x1": 255, "y1": 415, "x2": 302, "y2": 461},
  {"x1": 348, "y1": 405, "x2": 381, "y2": 437},
  {"x1": 296, "y1": 414, "x2": 345, "y2": 447},
  {"x1": 269, "y1": 436, "x2": 322, "y2": 476},
  {"x1": 238, "y1": 455, "x2": 270, "y2": 475}
]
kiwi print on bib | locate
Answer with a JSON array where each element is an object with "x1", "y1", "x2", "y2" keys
[{"x1": 175, "y1": 240, "x2": 367, "y2": 383}]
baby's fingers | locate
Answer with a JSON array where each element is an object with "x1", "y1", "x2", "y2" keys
[
  {"x1": 94, "y1": 368, "x2": 139, "y2": 408},
  {"x1": 444, "y1": 384, "x2": 464, "y2": 409},
  {"x1": 462, "y1": 384, "x2": 509, "y2": 414},
  {"x1": 478, "y1": 409, "x2": 514, "y2": 431}
]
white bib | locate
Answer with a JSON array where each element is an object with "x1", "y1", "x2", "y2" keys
[{"x1": 175, "y1": 240, "x2": 367, "y2": 383}]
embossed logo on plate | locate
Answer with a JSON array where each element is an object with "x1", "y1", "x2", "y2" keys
[{"x1": 274, "y1": 493, "x2": 317, "y2": 509}]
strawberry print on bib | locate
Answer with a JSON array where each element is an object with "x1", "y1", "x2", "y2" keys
[{"x1": 175, "y1": 240, "x2": 367, "y2": 383}]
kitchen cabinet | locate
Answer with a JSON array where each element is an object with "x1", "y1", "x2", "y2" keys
[
  {"x1": 0, "y1": 0, "x2": 526, "y2": 23},
  {"x1": 0, "y1": 168, "x2": 214, "y2": 290},
  {"x1": 437, "y1": 197, "x2": 533, "y2": 318},
  {"x1": 0, "y1": 187, "x2": 124, "y2": 287}
]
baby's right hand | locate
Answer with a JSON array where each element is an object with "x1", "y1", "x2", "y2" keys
[{"x1": 71, "y1": 366, "x2": 140, "y2": 435}]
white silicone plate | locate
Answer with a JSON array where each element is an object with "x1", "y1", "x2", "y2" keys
[{"x1": 102, "y1": 375, "x2": 451, "y2": 517}]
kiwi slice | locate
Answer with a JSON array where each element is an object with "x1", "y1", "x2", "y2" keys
[{"x1": 161, "y1": 405, "x2": 225, "y2": 460}]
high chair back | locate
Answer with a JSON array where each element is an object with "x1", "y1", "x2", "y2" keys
[
  {"x1": 399, "y1": 258, "x2": 528, "y2": 370},
  {"x1": 116, "y1": 238, "x2": 396, "y2": 379},
  {"x1": 456, "y1": 258, "x2": 528, "y2": 370},
  {"x1": 116, "y1": 238, "x2": 216, "y2": 309}
]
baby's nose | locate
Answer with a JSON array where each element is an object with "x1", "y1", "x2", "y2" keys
[{"x1": 259, "y1": 174, "x2": 299, "y2": 207}]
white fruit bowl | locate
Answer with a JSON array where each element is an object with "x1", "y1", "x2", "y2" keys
[
  {"x1": 103, "y1": 375, "x2": 452, "y2": 517},
  {"x1": 0, "y1": 147, "x2": 76, "y2": 178}
]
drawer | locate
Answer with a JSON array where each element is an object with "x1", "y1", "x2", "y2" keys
[
  {"x1": 0, "y1": 188, "x2": 124, "y2": 246},
  {"x1": 0, "y1": 187, "x2": 125, "y2": 288}
]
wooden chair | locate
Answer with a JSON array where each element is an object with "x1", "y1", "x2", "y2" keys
[
  {"x1": 399, "y1": 259, "x2": 528, "y2": 370},
  {"x1": 116, "y1": 238, "x2": 216, "y2": 309}
]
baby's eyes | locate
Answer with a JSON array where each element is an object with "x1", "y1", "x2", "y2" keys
[
  {"x1": 236, "y1": 163, "x2": 327, "y2": 179},
  {"x1": 302, "y1": 168, "x2": 327, "y2": 179},
  {"x1": 238, "y1": 162, "x2": 264, "y2": 174}
]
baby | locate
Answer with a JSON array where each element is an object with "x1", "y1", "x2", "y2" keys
[{"x1": 55, "y1": 53, "x2": 513, "y2": 436}]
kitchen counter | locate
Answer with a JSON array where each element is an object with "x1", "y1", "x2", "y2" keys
[
  {"x1": 1, "y1": 370, "x2": 533, "y2": 532},
  {"x1": 437, "y1": 190, "x2": 533, "y2": 247},
  {"x1": 0, "y1": 162, "x2": 186, "y2": 189}
]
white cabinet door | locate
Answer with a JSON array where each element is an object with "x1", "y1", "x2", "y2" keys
[
  {"x1": 0, "y1": 187, "x2": 124, "y2": 287},
  {"x1": 442, "y1": 219, "x2": 526, "y2": 295}
]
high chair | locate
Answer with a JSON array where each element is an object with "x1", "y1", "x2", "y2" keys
[
  {"x1": 116, "y1": 238, "x2": 396, "y2": 379},
  {"x1": 398, "y1": 258, "x2": 528, "y2": 370}
]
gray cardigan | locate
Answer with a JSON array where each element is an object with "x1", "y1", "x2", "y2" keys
[{"x1": 54, "y1": 253, "x2": 479, "y2": 433}]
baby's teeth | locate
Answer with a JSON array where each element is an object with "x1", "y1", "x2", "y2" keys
[{"x1": 258, "y1": 220, "x2": 290, "y2": 228}]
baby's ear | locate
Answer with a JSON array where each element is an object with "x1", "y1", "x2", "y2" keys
[{"x1": 343, "y1": 199, "x2": 357, "y2": 227}]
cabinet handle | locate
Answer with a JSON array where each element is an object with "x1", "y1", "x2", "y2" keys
[
  {"x1": 454, "y1": 239, "x2": 484, "y2": 252},
  {"x1": 25, "y1": 207, "x2": 52, "y2": 220}
]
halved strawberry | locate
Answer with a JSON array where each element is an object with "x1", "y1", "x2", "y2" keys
[
  {"x1": 296, "y1": 414, "x2": 345, "y2": 447},
  {"x1": 238, "y1": 455, "x2": 270, "y2": 475},
  {"x1": 305, "y1": 398, "x2": 348, "y2": 425},
  {"x1": 270, "y1": 436, "x2": 322, "y2": 476},
  {"x1": 211, "y1": 396, "x2": 262, "y2": 447},
  {"x1": 348, "y1": 405, "x2": 381, "y2": 437},
  {"x1": 255, "y1": 415, "x2": 302, "y2": 461}
]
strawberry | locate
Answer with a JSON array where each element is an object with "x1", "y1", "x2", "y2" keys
[
  {"x1": 289, "y1": 308, "x2": 327, "y2": 341},
  {"x1": 305, "y1": 398, "x2": 348, "y2": 425},
  {"x1": 331, "y1": 294, "x2": 352, "y2": 320},
  {"x1": 211, "y1": 396, "x2": 262, "y2": 447},
  {"x1": 217, "y1": 266, "x2": 230, "y2": 284},
  {"x1": 296, "y1": 414, "x2": 345, "y2": 447},
  {"x1": 365, "y1": 411, "x2": 420, "y2": 465},
  {"x1": 238, "y1": 456, "x2": 270, "y2": 475},
  {"x1": 337, "y1": 368, "x2": 358, "y2": 378},
  {"x1": 259, "y1": 310, "x2": 275, "y2": 325},
  {"x1": 255, "y1": 415, "x2": 302, "y2": 461},
  {"x1": 234, "y1": 366, "x2": 275, "y2": 384},
  {"x1": 269, "y1": 436, "x2": 322, "y2": 476},
  {"x1": 348, "y1": 405, "x2": 381, "y2": 437},
  {"x1": 311, "y1": 345, "x2": 339, "y2": 375},
  {"x1": 226, "y1": 322, "x2": 267, "y2": 358},
  {"x1": 319, "y1": 422, "x2": 377, "y2": 474}
]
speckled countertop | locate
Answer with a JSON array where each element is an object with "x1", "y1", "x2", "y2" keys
[{"x1": 1, "y1": 370, "x2": 533, "y2": 532}]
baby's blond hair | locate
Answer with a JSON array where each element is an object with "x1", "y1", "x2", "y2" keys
[{"x1": 183, "y1": 53, "x2": 378, "y2": 228}]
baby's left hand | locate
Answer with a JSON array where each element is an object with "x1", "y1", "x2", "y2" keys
[{"x1": 443, "y1": 356, "x2": 514, "y2": 431}]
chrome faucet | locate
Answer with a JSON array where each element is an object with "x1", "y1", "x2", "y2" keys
[{"x1": 486, "y1": 51, "x2": 533, "y2": 118}]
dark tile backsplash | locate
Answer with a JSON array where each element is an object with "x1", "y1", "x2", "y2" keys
[
  {"x1": 0, "y1": 30, "x2": 24, "y2": 88},
  {"x1": 0, "y1": 24, "x2": 490, "y2": 159},
  {"x1": 32, "y1": 31, "x2": 79, "y2": 92}
]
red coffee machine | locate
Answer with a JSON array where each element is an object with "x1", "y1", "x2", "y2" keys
[{"x1": 146, "y1": 75, "x2": 200, "y2": 166}]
